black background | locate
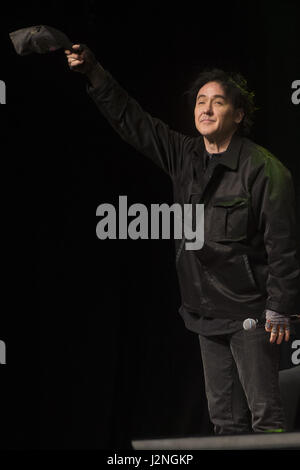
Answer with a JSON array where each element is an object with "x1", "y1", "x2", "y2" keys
[{"x1": 1, "y1": 0, "x2": 299, "y2": 450}]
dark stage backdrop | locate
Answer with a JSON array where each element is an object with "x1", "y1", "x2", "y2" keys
[{"x1": 1, "y1": 0, "x2": 299, "y2": 449}]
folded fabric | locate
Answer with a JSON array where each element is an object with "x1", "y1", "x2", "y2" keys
[{"x1": 9, "y1": 25, "x2": 73, "y2": 55}]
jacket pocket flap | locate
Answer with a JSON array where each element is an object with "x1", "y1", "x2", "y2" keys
[{"x1": 213, "y1": 196, "x2": 249, "y2": 209}]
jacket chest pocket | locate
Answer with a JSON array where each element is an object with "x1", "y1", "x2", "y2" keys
[{"x1": 210, "y1": 196, "x2": 249, "y2": 241}]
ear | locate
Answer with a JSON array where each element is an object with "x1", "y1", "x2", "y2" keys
[{"x1": 234, "y1": 108, "x2": 244, "y2": 124}]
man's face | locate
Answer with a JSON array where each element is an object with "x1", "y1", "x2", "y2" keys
[{"x1": 194, "y1": 81, "x2": 244, "y2": 140}]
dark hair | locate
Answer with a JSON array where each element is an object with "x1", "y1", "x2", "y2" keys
[{"x1": 186, "y1": 68, "x2": 258, "y2": 136}]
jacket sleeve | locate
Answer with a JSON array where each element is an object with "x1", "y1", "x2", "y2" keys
[
  {"x1": 251, "y1": 156, "x2": 300, "y2": 315},
  {"x1": 86, "y1": 70, "x2": 190, "y2": 179}
]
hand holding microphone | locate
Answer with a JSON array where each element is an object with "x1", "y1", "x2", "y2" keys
[
  {"x1": 264, "y1": 310, "x2": 290, "y2": 344},
  {"x1": 243, "y1": 310, "x2": 300, "y2": 345}
]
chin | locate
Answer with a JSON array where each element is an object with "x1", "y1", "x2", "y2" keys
[
  {"x1": 197, "y1": 125, "x2": 217, "y2": 137},
  {"x1": 198, "y1": 129, "x2": 216, "y2": 138}
]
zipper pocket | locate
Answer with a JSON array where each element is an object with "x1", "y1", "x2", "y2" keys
[
  {"x1": 176, "y1": 236, "x2": 186, "y2": 265},
  {"x1": 242, "y1": 254, "x2": 257, "y2": 288}
]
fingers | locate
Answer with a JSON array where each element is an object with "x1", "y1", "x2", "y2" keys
[
  {"x1": 65, "y1": 45, "x2": 84, "y2": 69},
  {"x1": 67, "y1": 58, "x2": 84, "y2": 69},
  {"x1": 276, "y1": 328, "x2": 284, "y2": 345},
  {"x1": 265, "y1": 321, "x2": 277, "y2": 343},
  {"x1": 64, "y1": 43, "x2": 96, "y2": 75},
  {"x1": 65, "y1": 52, "x2": 83, "y2": 61},
  {"x1": 265, "y1": 320, "x2": 272, "y2": 332},
  {"x1": 270, "y1": 327, "x2": 278, "y2": 344},
  {"x1": 64, "y1": 45, "x2": 84, "y2": 61},
  {"x1": 265, "y1": 323, "x2": 290, "y2": 344},
  {"x1": 65, "y1": 44, "x2": 80, "y2": 54},
  {"x1": 284, "y1": 327, "x2": 290, "y2": 343},
  {"x1": 69, "y1": 58, "x2": 84, "y2": 66}
]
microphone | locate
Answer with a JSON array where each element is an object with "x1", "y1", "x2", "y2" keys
[
  {"x1": 243, "y1": 314, "x2": 300, "y2": 331},
  {"x1": 243, "y1": 318, "x2": 258, "y2": 331}
]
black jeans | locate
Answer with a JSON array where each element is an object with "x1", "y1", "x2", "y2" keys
[{"x1": 199, "y1": 326, "x2": 286, "y2": 434}]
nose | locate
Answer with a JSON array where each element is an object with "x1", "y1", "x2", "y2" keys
[{"x1": 203, "y1": 100, "x2": 213, "y2": 115}]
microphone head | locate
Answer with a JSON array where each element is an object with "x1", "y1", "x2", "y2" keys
[{"x1": 243, "y1": 318, "x2": 257, "y2": 331}]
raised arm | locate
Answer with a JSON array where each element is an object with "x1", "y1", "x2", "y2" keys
[{"x1": 65, "y1": 44, "x2": 192, "y2": 178}]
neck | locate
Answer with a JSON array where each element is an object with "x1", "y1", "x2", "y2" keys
[{"x1": 203, "y1": 130, "x2": 236, "y2": 154}]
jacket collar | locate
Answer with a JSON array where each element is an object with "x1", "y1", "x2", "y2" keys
[
  {"x1": 217, "y1": 132, "x2": 243, "y2": 170},
  {"x1": 198, "y1": 132, "x2": 243, "y2": 171}
]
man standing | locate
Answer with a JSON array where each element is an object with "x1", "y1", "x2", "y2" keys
[{"x1": 65, "y1": 45, "x2": 300, "y2": 434}]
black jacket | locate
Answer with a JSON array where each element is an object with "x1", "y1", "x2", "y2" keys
[{"x1": 87, "y1": 72, "x2": 300, "y2": 327}]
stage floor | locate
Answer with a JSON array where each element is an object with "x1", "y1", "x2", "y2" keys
[{"x1": 132, "y1": 432, "x2": 300, "y2": 450}]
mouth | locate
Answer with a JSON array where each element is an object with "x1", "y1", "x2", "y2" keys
[{"x1": 200, "y1": 119, "x2": 215, "y2": 123}]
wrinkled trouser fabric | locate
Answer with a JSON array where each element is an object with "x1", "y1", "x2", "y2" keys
[{"x1": 199, "y1": 326, "x2": 286, "y2": 434}]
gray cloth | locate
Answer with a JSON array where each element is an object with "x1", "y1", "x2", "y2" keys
[{"x1": 9, "y1": 25, "x2": 73, "y2": 55}]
